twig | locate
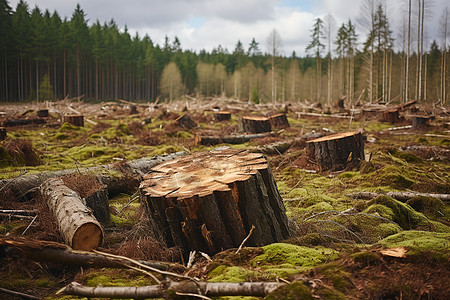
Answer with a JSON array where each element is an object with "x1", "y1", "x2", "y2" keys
[
  {"x1": 303, "y1": 210, "x2": 340, "y2": 222},
  {"x1": 119, "y1": 192, "x2": 140, "y2": 215},
  {"x1": 0, "y1": 287, "x2": 40, "y2": 300},
  {"x1": 176, "y1": 292, "x2": 212, "y2": 300},
  {"x1": 187, "y1": 251, "x2": 196, "y2": 268},
  {"x1": 315, "y1": 220, "x2": 363, "y2": 243},
  {"x1": 126, "y1": 265, "x2": 161, "y2": 284},
  {"x1": 200, "y1": 252, "x2": 212, "y2": 262},
  {"x1": 93, "y1": 250, "x2": 195, "y2": 281},
  {"x1": 235, "y1": 225, "x2": 255, "y2": 254},
  {"x1": 22, "y1": 215, "x2": 37, "y2": 235},
  {"x1": 0, "y1": 170, "x2": 27, "y2": 193}
]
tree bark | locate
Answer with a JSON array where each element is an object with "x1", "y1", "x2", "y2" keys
[
  {"x1": 269, "y1": 113, "x2": 290, "y2": 129},
  {"x1": 174, "y1": 114, "x2": 197, "y2": 130},
  {"x1": 63, "y1": 280, "x2": 285, "y2": 299},
  {"x1": 306, "y1": 131, "x2": 365, "y2": 171},
  {"x1": 383, "y1": 109, "x2": 403, "y2": 124},
  {"x1": 194, "y1": 132, "x2": 271, "y2": 146},
  {"x1": 63, "y1": 114, "x2": 84, "y2": 127},
  {"x1": 214, "y1": 111, "x2": 231, "y2": 121},
  {"x1": 140, "y1": 148, "x2": 290, "y2": 256},
  {"x1": 239, "y1": 116, "x2": 271, "y2": 133},
  {"x1": 411, "y1": 116, "x2": 432, "y2": 130},
  {"x1": 0, "y1": 151, "x2": 187, "y2": 201},
  {"x1": 40, "y1": 178, "x2": 103, "y2": 251}
]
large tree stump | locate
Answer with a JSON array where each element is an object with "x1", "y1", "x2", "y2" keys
[
  {"x1": 214, "y1": 111, "x2": 231, "y2": 121},
  {"x1": 240, "y1": 116, "x2": 271, "y2": 133},
  {"x1": 37, "y1": 109, "x2": 49, "y2": 118},
  {"x1": 139, "y1": 148, "x2": 290, "y2": 255},
  {"x1": 411, "y1": 115, "x2": 433, "y2": 130},
  {"x1": 383, "y1": 109, "x2": 403, "y2": 124},
  {"x1": 40, "y1": 178, "x2": 103, "y2": 251},
  {"x1": 306, "y1": 131, "x2": 365, "y2": 171},
  {"x1": 64, "y1": 114, "x2": 84, "y2": 127},
  {"x1": 269, "y1": 113, "x2": 290, "y2": 129}
]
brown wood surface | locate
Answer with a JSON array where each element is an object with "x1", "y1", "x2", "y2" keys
[
  {"x1": 411, "y1": 116, "x2": 432, "y2": 130},
  {"x1": 0, "y1": 127, "x2": 5, "y2": 141},
  {"x1": 269, "y1": 113, "x2": 290, "y2": 129},
  {"x1": 64, "y1": 114, "x2": 84, "y2": 127},
  {"x1": 240, "y1": 116, "x2": 271, "y2": 133},
  {"x1": 307, "y1": 131, "x2": 365, "y2": 171},
  {"x1": 37, "y1": 109, "x2": 49, "y2": 118},
  {"x1": 139, "y1": 148, "x2": 290, "y2": 255},
  {"x1": 214, "y1": 111, "x2": 231, "y2": 121},
  {"x1": 175, "y1": 114, "x2": 197, "y2": 129},
  {"x1": 383, "y1": 109, "x2": 402, "y2": 124}
]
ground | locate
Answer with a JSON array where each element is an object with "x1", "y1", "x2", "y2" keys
[{"x1": 0, "y1": 98, "x2": 449, "y2": 299}]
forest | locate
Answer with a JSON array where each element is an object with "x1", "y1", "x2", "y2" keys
[{"x1": 0, "y1": 0, "x2": 449, "y2": 105}]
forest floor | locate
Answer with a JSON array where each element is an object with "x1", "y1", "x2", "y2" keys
[{"x1": 0, "y1": 97, "x2": 449, "y2": 299}]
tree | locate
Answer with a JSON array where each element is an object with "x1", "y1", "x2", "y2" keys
[
  {"x1": 266, "y1": 29, "x2": 282, "y2": 103},
  {"x1": 0, "y1": 0, "x2": 12, "y2": 102},
  {"x1": 306, "y1": 18, "x2": 325, "y2": 101},
  {"x1": 38, "y1": 73, "x2": 53, "y2": 100},
  {"x1": 160, "y1": 62, "x2": 183, "y2": 102},
  {"x1": 70, "y1": 4, "x2": 89, "y2": 98},
  {"x1": 323, "y1": 14, "x2": 336, "y2": 105},
  {"x1": 439, "y1": 7, "x2": 448, "y2": 105},
  {"x1": 248, "y1": 38, "x2": 261, "y2": 56}
]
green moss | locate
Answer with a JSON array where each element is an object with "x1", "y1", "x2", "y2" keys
[
  {"x1": 387, "y1": 148, "x2": 422, "y2": 163},
  {"x1": 351, "y1": 251, "x2": 380, "y2": 267},
  {"x1": 415, "y1": 137, "x2": 429, "y2": 144},
  {"x1": 109, "y1": 213, "x2": 137, "y2": 228},
  {"x1": 371, "y1": 166, "x2": 415, "y2": 189},
  {"x1": 208, "y1": 266, "x2": 252, "y2": 282},
  {"x1": 55, "y1": 133, "x2": 69, "y2": 140},
  {"x1": 252, "y1": 243, "x2": 337, "y2": 268},
  {"x1": 406, "y1": 196, "x2": 446, "y2": 220},
  {"x1": 265, "y1": 281, "x2": 314, "y2": 300},
  {"x1": 378, "y1": 231, "x2": 450, "y2": 258},
  {"x1": 338, "y1": 171, "x2": 358, "y2": 179},
  {"x1": 318, "y1": 262, "x2": 353, "y2": 291},
  {"x1": 83, "y1": 269, "x2": 155, "y2": 287},
  {"x1": 359, "y1": 160, "x2": 376, "y2": 174},
  {"x1": 175, "y1": 130, "x2": 194, "y2": 139},
  {"x1": 58, "y1": 122, "x2": 80, "y2": 131},
  {"x1": 315, "y1": 286, "x2": 348, "y2": 299},
  {"x1": 439, "y1": 138, "x2": 450, "y2": 146},
  {"x1": 0, "y1": 145, "x2": 13, "y2": 167},
  {"x1": 151, "y1": 145, "x2": 183, "y2": 156}
]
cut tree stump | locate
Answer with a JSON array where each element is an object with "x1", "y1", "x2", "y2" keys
[
  {"x1": 383, "y1": 109, "x2": 403, "y2": 124},
  {"x1": 139, "y1": 148, "x2": 290, "y2": 255},
  {"x1": 64, "y1": 114, "x2": 84, "y2": 127},
  {"x1": 240, "y1": 116, "x2": 271, "y2": 133},
  {"x1": 175, "y1": 114, "x2": 197, "y2": 129},
  {"x1": 306, "y1": 131, "x2": 365, "y2": 171},
  {"x1": 0, "y1": 127, "x2": 6, "y2": 141},
  {"x1": 269, "y1": 113, "x2": 290, "y2": 129},
  {"x1": 37, "y1": 109, "x2": 49, "y2": 118},
  {"x1": 411, "y1": 115, "x2": 433, "y2": 130},
  {"x1": 194, "y1": 132, "x2": 271, "y2": 146},
  {"x1": 214, "y1": 111, "x2": 231, "y2": 121},
  {"x1": 40, "y1": 178, "x2": 103, "y2": 251}
]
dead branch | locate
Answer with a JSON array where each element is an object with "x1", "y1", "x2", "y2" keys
[
  {"x1": 62, "y1": 280, "x2": 285, "y2": 299},
  {"x1": 347, "y1": 191, "x2": 449, "y2": 202},
  {"x1": 235, "y1": 225, "x2": 255, "y2": 254},
  {"x1": 0, "y1": 287, "x2": 40, "y2": 300}
]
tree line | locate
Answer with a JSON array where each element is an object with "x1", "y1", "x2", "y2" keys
[{"x1": 0, "y1": 0, "x2": 448, "y2": 104}]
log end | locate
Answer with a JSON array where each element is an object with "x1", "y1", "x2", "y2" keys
[{"x1": 72, "y1": 222, "x2": 103, "y2": 251}]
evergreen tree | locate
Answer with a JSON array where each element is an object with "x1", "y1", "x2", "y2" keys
[
  {"x1": 38, "y1": 73, "x2": 53, "y2": 100},
  {"x1": 306, "y1": 18, "x2": 325, "y2": 101}
]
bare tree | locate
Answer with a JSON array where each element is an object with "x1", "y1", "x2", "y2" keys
[
  {"x1": 440, "y1": 7, "x2": 448, "y2": 105},
  {"x1": 266, "y1": 29, "x2": 282, "y2": 103},
  {"x1": 324, "y1": 14, "x2": 336, "y2": 105},
  {"x1": 160, "y1": 62, "x2": 183, "y2": 102}
]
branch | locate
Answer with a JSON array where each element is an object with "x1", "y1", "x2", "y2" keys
[{"x1": 235, "y1": 225, "x2": 255, "y2": 254}]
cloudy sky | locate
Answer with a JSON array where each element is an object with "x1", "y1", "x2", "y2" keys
[{"x1": 8, "y1": 0, "x2": 449, "y2": 56}]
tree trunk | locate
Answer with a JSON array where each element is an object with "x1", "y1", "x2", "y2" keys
[
  {"x1": 40, "y1": 178, "x2": 103, "y2": 251},
  {"x1": 214, "y1": 111, "x2": 231, "y2": 121},
  {"x1": 37, "y1": 109, "x2": 49, "y2": 118},
  {"x1": 175, "y1": 114, "x2": 197, "y2": 130},
  {"x1": 195, "y1": 132, "x2": 271, "y2": 146},
  {"x1": 269, "y1": 113, "x2": 290, "y2": 129},
  {"x1": 411, "y1": 115, "x2": 432, "y2": 130},
  {"x1": 140, "y1": 148, "x2": 290, "y2": 256},
  {"x1": 239, "y1": 116, "x2": 271, "y2": 133},
  {"x1": 383, "y1": 109, "x2": 403, "y2": 124},
  {"x1": 306, "y1": 131, "x2": 365, "y2": 171},
  {"x1": 63, "y1": 114, "x2": 84, "y2": 127}
]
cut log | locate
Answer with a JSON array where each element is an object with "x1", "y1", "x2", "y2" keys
[
  {"x1": 40, "y1": 177, "x2": 103, "y2": 251},
  {"x1": 175, "y1": 114, "x2": 197, "y2": 129},
  {"x1": 306, "y1": 131, "x2": 365, "y2": 171},
  {"x1": 4, "y1": 118, "x2": 45, "y2": 127},
  {"x1": 64, "y1": 114, "x2": 84, "y2": 127},
  {"x1": 383, "y1": 109, "x2": 403, "y2": 124},
  {"x1": 411, "y1": 115, "x2": 433, "y2": 130},
  {"x1": 269, "y1": 113, "x2": 290, "y2": 129},
  {"x1": 0, "y1": 151, "x2": 187, "y2": 201},
  {"x1": 36, "y1": 109, "x2": 49, "y2": 118},
  {"x1": 194, "y1": 132, "x2": 271, "y2": 146},
  {"x1": 0, "y1": 127, "x2": 6, "y2": 140},
  {"x1": 239, "y1": 116, "x2": 271, "y2": 133},
  {"x1": 214, "y1": 111, "x2": 231, "y2": 121},
  {"x1": 140, "y1": 148, "x2": 290, "y2": 255}
]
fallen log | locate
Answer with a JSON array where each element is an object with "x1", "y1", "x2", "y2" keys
[
  {"x1": 0, "y1": 236, "x2": 184, "y2": 272},
  {"x1": 140, "y1": 148, "x2": 290, "y2": 256},
  {"x1": 0, "y1": 151, "x2": 187, "y2": 201},
  {"x1": 40, "y1": 177, "x2": 103, "y2": 251},
  {"x1": 195, "y1": 132, "x2": 271, "y2": 146},
  {"x1": 347, "y1": 191, "x2": 450, "y2": 202},
  {"x1": 62, "y1": 280, "x2": 285, "y2": 299},
  {"x1": 3, "y1": 118, "x2": 45, "y2": 127}
]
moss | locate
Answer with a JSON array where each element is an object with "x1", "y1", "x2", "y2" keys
[
  {"x1": 0, "y1": 145, "x2": 13, "y2": 167},
  {"x1": 208, "y1": 266, "x2": 252, "y2": 282},
  {"x1": 55, "y1": 133, "x2": 69, "y2": 140},
  {"x1": 58, "y1": 122, "x2": 81, "y2": 131},
  {"x1": 175, "y1": 130, "x2": 194, "y2": 139},
  {"x1": 265, "y1": 281, "x2": 314, "y2": 300},
  {"x1": 359, "y1": 160, "x2": 376, "y2": 174},
  {"x1": 387, "y1": 148, "x2": 422, "y2": 163},
  {"x1": 378, "y1": 231, "x2": 450, "y2": 258},
  {"x1": 406, "y1": 196, "x2": 446, "y2": 220},
  {"x1": 115, "y1": 123, "x2": 130, "y2": 135},
  {"x1": 83, "y1": 269, "x2": 155, "y2": 287},
  {"x1": 315, "y1": 286, "x2": 348, "y2": 300},
  {"x1": 351, "y1": 251, "x2": 380, "y2": 267},
  {"x1": 110, "y1": 213, "x2": 137, "y2": 228},
  {"x1": 338, "y1": 172, "x2": 358, "y2": 179},
  {"x1": 151, "y1": 145, "x2": 183, "y2": 156},
  {"x1": 318, "y1": 262, "x2": 353, "y2": 291},
  {"x1": 439, "y1": 138, "x2": 450, "y2": 146},
  {"x1": 371, "y1": 166, "x2": 415, "y2": 189},
  {"x1": 251, "y1": 243, "x2": 337, "y2": 268},
  {"x1": 415, "y1": 137, "x2": 429, "y2": 144}
]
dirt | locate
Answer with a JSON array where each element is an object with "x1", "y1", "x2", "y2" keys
[{"x1": 0, "y1": 98, "x2": 449, "y2": 299}]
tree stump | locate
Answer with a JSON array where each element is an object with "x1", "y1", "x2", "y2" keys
[
  {"x1": 214, "y1": 111, "x2": 231, "y2": 121},
  {"x1": 239, "y1": 116, "x2": 271, "y2": 133},
  {"x1": 383, "y1": 109, "x2": 402, "y2": 124},
  {"x1": 0, "y1": 127, "x2": 6, "y2": 141},
  {"x1": 269, "y1": 113, "x2": 290, "y2": 129},
  {"x1": 175, "y1": 114, "x2": 197, "y2": 130},
  {"x1": 306, "y1": 131, "x2": 365, "y2": 171},
  {"x1": 139, "y1": 148, "x2": 290, "y2": 255},
  {"x1": 37, "y1": 109, "x2": 49, "y2": 118},
  {"x1": 411, "y1": 116, "x2": 432, "y2": 130},
  {"x1": 40, "y1": 178, "x2": 103, "y2": 251},
  {"x1": 127, "y1": 105, "x2": 138, "y2": 115},
  {"x1": 64, "y1": 114, "x2": 84, "y2": 127}
]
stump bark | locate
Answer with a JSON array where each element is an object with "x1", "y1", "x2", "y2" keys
[
  {"x1": 240, "y1": 116, "x2": 271, "y2": 133},
  {"x1": 411, "y1": 116, "x2": 432, "y2": 130},
  {"x1": 64, "y1": 114, "x2": 84, "y2": 127},
  {"x1": 0, "y1": 127, "x2": 6, "y2": 141},
  {"x1": 40, "y1": 178, "x2": 103, "y2": 251},
  {"x1": 214, "y1": 111, "x2": 231, "y2": 121},
  {"x1": 269, "y1": 113, "x2": 290, "y2": 129},
  {"x1": 307, "y1": 131, "x2": 365, "y2": 171},
  {"x1": 37, "y1": 109, "x2": 49, "y2": 118},
  {"x1": 175, "y1": 114, "x2": 197, "y2": 130},
  {"x1": 383, "y1": 109, "x2": 403, "y2": 124},
  {"x1": 139, "y1": 148, "x2": 290, "y2": 255}
]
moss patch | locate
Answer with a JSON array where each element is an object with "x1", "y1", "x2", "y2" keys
[{"x1": 265, "y1": 281, "x2": 313, "y2": 300}]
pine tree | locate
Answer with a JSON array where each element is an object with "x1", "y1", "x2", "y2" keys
[{"x1": 306, "y1": 18, "x2": 325, "y2": 101}]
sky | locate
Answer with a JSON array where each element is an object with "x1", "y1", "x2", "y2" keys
[{"x1": 7, "y1": 0, "x2": 449, "y2": 56}]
